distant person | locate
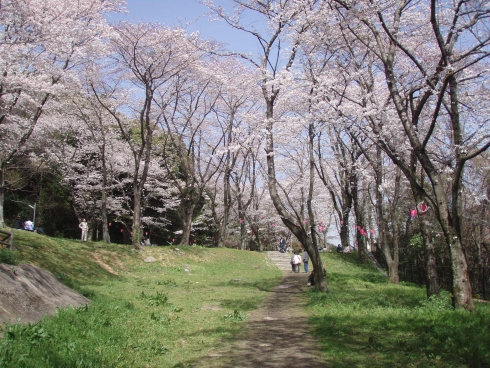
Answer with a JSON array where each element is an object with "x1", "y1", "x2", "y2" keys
[
  {"x1": 24, "y1": 219, "x2": 34, "y2": 231},
  {"x1": 302, "y1": 249, "x2": 309, "y2": 273},
  {"x1": 79, "y1": 218, "x2": 88, "y2": 241},
  {"x1": 337, "y1": 244, "x2": 343, "y2": 253},
  {"x1": 13, "y1": 216, "x2": 23, "y2": 229},
  {"x1": 279, "y1": 237, "x2": 286, "y2": 252}
]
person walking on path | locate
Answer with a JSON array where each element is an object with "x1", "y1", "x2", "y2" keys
[
  {"x1": 302, "y1": 249, "x2": 309, "y2": 273},
  {"x1": 79, "y1": 218, "x2": 88, "y2": 241},
  {"x1": 292, "y1": 251, "x2": 302, "y2": 273}
]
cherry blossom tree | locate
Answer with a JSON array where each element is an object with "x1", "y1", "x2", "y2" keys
[
  {"x1": 158, "y1": 55, "x2": 229, "y2": 246},
  {"x1": 91, "y1": 22, "x2": 206, "y2": 249},
  {"x1": 205, "y1": 0, "x2": 328, "y2": 291},
  {"x1": 319, "y1": 0, "x2": 490, "y2": 309},
  {"x1": 0, "y1": 0, "x2": 124, "y2": 227}
]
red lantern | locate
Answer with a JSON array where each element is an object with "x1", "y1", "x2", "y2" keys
[
  {"x1": 417, "y1": 202, "x2": 429, "y2": 215},
  {"x1": 120, "y1": 229, "x2": 123, "y2": 233},
  {"x1": 410, "y1": 209, "x2": 417, "y2": 218},
  {"x1": 108, "y1": 222, "x2": 112, "y2": 227},
  {"x1": 145, "y1": 232, "x2": 148, "y2": 236}
]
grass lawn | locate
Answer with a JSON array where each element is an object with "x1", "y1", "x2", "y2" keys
[
  {"x1": 1, "y1": 231, "x2": 489, "y2": 367},
  {"x1": 0, "y1": 230, "x2": 281, "y2": 367},
  {"x1": 308, "y1": 252, "x2": 490, "y2": 368}
]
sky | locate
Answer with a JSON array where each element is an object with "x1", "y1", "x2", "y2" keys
[{"x1": 107, "y1": 0, "x2": 262, "y2": 55}]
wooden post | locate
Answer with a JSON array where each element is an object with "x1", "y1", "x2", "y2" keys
[{"x1": 0, "y1": 228, "x2": 13, "y2": 250}]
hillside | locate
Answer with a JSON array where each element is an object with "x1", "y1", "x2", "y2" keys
[{"x1": 1, "y1": 231, "x2": 489, "y2": 367}]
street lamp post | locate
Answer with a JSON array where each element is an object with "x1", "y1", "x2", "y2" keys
[{"x1": 28, "y1": 204, "x2": 36, "y2": 230}]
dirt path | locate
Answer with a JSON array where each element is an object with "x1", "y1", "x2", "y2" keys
[{"x1": 198, "y1": 252, "x2": 326, "y2": 368}]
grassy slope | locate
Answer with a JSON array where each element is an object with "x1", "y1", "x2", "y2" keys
[
  {"x1": 1, "y1": 231, "x2": 281, "y2": 367},
  {"x1": 309, "y1": 252, "x2": 490, "y2": 368},
  {"x1": 2, "y1": 231, "x2": 489, "y2": 367}
]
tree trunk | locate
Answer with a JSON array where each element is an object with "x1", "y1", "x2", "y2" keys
[
  {"x1": 100, "y1": 181, "x2": 110, "y2": 243},
  {"x1": 219, "y1": 168, "x2": 232, "y2": 248},
  {"x1": 179, "y1": 200, "x2": 195, "y2": 246},
  {"x1": 339, "y1": 216, "x2": 350, "y2": 250},
  {"x1": 264, "y1": 100, "x2": 328, "y2": 292},
  {"x1": 433, "y1": 181, "x2": 474, "y2": 310},
  {"x1": 0, "y1": 163, "x2": 5, "y2": 228},
  {"x1": 388, "y1": 220, "x2": 400, "y2": 284},
  {"x1": 422, "y1": 220, "x2": 440, "y2": 297},
  {"x1": 132, "y1": 189, "x2": 142, "y2": 250},
  {"x1": 352, "y1": 175, "x2": 367, "y2": 264}
]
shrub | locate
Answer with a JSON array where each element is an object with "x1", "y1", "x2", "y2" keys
[{"x1": 0, "y1": 248, "x2": 17, "y2": 265}]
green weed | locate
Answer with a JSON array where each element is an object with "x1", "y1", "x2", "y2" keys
[{"x1": 223, "y1": 310, "x2": 247, "y2": 322}]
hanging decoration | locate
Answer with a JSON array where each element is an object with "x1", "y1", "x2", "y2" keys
[
  {"x1": 410, "y1": 209, "x2": 417, "y2": 218},
  {"x1": 417, "y1": 201, "x2": 429, "y2": 215}
]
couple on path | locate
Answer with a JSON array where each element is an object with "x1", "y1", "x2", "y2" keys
[{"x1": 291, "y1": 249, "x2": 309, "y2": 273}]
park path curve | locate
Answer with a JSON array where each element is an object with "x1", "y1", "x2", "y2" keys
[{"x1": 197, "y1": 251, "x2": 327, "y2": 368}]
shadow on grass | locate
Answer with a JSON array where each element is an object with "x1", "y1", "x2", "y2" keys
[
  {"x1": 309, "y1": 252, "x2": 490, "y2": 367},
  {"x1": 309, "y1": 308, "x2": 490, "y2": 368}
]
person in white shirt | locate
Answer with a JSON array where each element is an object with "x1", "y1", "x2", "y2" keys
[
  {"x1": 79, "y1": 218, "x2": 88, "y2": 241},
  {"x1": 292, "y1": 251, "x2": 302, "y2": 273},
  {"x1": 24, "y1": 219, "x2": 34, "y2": 231}
]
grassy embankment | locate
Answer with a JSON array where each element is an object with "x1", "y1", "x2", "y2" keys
[
  {"x1": 310, "y1": 252, "x2": 490, "y2": 368},
  {"x1": 1, "y1": 230, "x2": 489, "y2": 367},
  {"x1": 0, "y1": 230, "x2": 281, "y2": 367}
]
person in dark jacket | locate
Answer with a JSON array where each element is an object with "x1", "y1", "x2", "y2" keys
[{"x1": 13, "y1": 216, "x2": 23, "y2": 229}]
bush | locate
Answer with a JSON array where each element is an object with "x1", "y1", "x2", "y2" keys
[{"x1": 0, "y1": 248, "x2": 17, "y2": 265}]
